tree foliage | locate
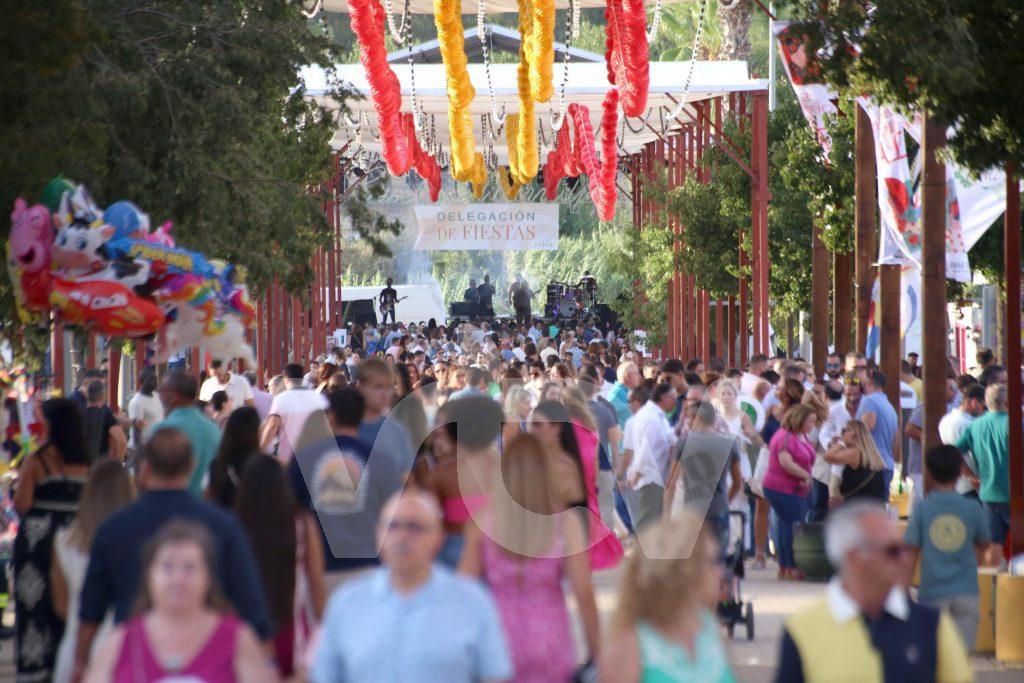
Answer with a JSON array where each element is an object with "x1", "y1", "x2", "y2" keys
[{"x1": 779, "y1": 0, "x2": 1024, "y2": 173}]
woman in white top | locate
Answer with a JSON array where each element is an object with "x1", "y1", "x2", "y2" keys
[{"x1": 50, "y1": 459, "x2": 135, "y2": 683}]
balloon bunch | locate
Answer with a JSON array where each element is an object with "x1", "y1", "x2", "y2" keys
[
  {"x1": 605, "y1": 0, "x2": 649, "y2": 117},
  {"x1": 434, "y1": 0, "x2": 487, "y2": 196},
  {"x1": 6, "y1": 177, "x2": 256, "y2": 364},
  {"x1": 542, "y1": 88, "x2": 620, "y2": 221}
]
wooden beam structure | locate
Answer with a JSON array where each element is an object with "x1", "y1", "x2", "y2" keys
[
  {"x1": 920, "y1": 114, "x2": 948, "y2": 454},
  {"x1": 833, "y1": 251, "x2": 853, "y2": 357},
  {"x1": 855, "y1": 105, "x2": 877, "y2": 354},
  {"x1": 1006, "y1": 164, "x2": 1023, "y2": 555},
  {"x1": 811, "y1": 221, "x2": 829, "y2": 378}
]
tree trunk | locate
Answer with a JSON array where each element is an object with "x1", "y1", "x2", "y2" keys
[{"x1": 717, "y1": 0, "x2": 753, "y2": 62}]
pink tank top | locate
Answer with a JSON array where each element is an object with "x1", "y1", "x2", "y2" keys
[
  {"x1": 442, "y1": 492, "x2": 488, "y2": 525},
  {"x1": 114, "y1": 615, "x2": 240, "y2": 683}
]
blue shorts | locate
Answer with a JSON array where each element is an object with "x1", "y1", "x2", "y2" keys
[{"x1": 984, "y1": 502, "x2": 1010, "y2": 545}]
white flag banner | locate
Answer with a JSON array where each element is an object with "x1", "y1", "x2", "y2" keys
[
  {"x1": 772, "y1": 21, "x2": 838, "y2": 156},
  {"x1": 413, "y1": 203, "x2": 559, "y2": 251}
]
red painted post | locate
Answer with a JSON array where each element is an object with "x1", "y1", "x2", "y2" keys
[
  {"x1": 86, "y1": 332, "x2": 97, "y2": 370},
  {"x1": 107, "y1": 345, "x2": 121, "y2": 411},
  {"x1": 51, "y1": 322, "x2": 65, "y2": 395}
]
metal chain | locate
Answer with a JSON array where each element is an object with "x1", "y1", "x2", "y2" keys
[
  {"x1": 404, "y1": 0, "x2": 426, "y2": 131},
  {"x1": 549, "y1": 0, "x2": 575, "y2": 131},
  {"x1": 479, "y1": 18, "x2": 508, "y2": 125},
  {"x1": 300, "y1": 0, "x2": 324, "y2": 18},
  {"x1": 382, "y1": 0, "x2": 412, "y2": 45},
  {"x1": 646, "y1": 0, "x2": 664, "y2": 42},
  {"x1": 666, "y1": 0, "x2": 709, "y2": 120},
  {"x1": 621, "y1": 107, "x2": 653, "y2": 133}
]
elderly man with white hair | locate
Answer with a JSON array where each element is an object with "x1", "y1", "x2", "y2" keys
[
  {"x1": 608, "y1": 360, "x2": 642, "y2": 430},
  {"x1": 311, "y1": 490, "x2": 512, "y2": 683},
  {"x1": 773, "y1": 501, "x2": 970, "y2": 683}
]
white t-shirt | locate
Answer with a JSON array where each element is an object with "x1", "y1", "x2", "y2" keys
[
  {"x1": 199, "y1": 374, "x2": 253, "y2": 407},
  {"x1": 126, "y1": 392, "x2": 164, "y2": 448},
  {"x1": 269, "y1": 388, "x2": 329, "y2": 462},
  {"x1": 539, "y1": 347, "x2": 559, "y2": 364}
]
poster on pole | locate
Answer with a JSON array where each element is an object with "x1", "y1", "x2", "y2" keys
[
  {"x1": 771, "y1": 21, "x2": 838, "y2": 156},
  {"x1": 413, "y1": 203, "x2": 559, "y2": 251}
]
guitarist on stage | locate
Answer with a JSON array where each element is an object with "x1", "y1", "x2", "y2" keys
[
  {"x1": 476, "y1": 274, "x2": 496, "y2": 318},
  {"x1": 379, "y1": 277, "x2": 399, "y2": 324}
]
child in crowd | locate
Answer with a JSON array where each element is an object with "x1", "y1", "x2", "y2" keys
[{"x1": 905, "y1": 444, "x2": 990, "y2": 650}]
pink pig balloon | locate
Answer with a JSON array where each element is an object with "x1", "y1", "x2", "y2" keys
[{"x1": 10, "y1": 198, "x2": 53, "y2": 273}]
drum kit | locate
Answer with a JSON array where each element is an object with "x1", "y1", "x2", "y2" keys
[{"x1": 546, "y1": 278, "x2": 598, "y2": 321}]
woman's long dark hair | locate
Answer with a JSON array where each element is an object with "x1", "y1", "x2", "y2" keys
[
  {"x1": 207, "y1": 407, "x2": 261, "y2": 509},
  {"x1": 42, "y1": 398, "x2": 90, "y2": 465},
  {"x1": 235, "y1": 454, "x2": 297, "y2": 628},
  {"x1": 532, "y1": 399, "x2": 585, "y2": 496}
]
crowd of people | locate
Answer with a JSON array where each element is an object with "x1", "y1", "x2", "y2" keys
[{"x1": 1, "y1": 314, "x2": 1016, "y2": 682}]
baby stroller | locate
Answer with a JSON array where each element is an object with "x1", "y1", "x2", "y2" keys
[{"x1": 716, "y1": 510, "x2": 754, "y2": 640}]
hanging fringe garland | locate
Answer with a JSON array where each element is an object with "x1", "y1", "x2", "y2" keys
[
  {"x1": 347, "y1": 0, "x2": 410, "y2": 176},
  {"x1": 434, "y1": 0, "x2": 487, "y2": 196},
  {"x1": 347, "y1": 0, "x2": 442, "y2": 200},
  {"x1": 506, "y1": 0, "x2": 540, "y2": 185},
  {"x1": 498, "y1": 166, "x2": 522, "y2": 199},
  {"x1": 403, "y1": 113, "x2": 442, "y2": 201},
  {"x1": 529, "y1": 0, "x2": 556, "y2": 103},
  {"x1": 604, "y1": 0, "x2": 649, "y2": 117},
  {"x1": 543, "y1": 88, "x2": 620, "y2": 221}
]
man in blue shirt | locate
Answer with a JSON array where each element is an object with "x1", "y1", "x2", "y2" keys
[
  {"x1": 311, "y1": 491, "x2": 512, "y2": 683},
  {"x1": 609, "y1": 360, "x2": 642, "y2": 430},
  {"x1": 856, "y1": 370, "x2": 898, "y2": 492},
  {"x1": 73, "y1": 429, "x2": 271, "y2": 678},
  {"x1": 151, "y1": 371, "x2": 221, "y2": 496}
]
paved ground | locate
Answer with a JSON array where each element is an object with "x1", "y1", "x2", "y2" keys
[{"x1": 1, "y1": 558, "x2": 1021, "y2": 681}]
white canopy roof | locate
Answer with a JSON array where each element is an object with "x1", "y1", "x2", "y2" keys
[
  {"x1": 302, "y1": 61, "x2": 767, "y2": 163},
  {"x1": 323, "y1": 0, "x2": 687, "y2": 14}
]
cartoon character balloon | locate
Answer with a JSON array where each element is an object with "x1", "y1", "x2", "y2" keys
[{"x1": 8, "y1": 199, "x2": 54, "y2": 314}]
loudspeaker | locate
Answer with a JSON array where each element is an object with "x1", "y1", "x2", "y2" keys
[
  {"x1": 342, "y1": 299, "x2": 377, "y2": 326},
  {"x1": 450, "y1": 301, "x2": 477, "y2": 317},
  {"x1": 543, "y1": 303, "x2": 557, "y2": 319}
]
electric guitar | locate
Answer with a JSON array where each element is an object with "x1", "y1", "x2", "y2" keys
[{"x1": 379, "y1": 295, "x2": 409, "y2": 315}]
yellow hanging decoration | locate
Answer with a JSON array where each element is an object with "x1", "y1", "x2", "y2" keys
[
  {"x1": 530, "y1": 0, "x2": 556, "y2": 102},
  {"x1": 434, "y1": 0, "x2": 487, "y2": 188},
  {"x1": 498, "y1": 166, "x2": 522, "y2": 200},
  {"x1": 505, "y1": 0, "x2": 539, "y2": 186}
]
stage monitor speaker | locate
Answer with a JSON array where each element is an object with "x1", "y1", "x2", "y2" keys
[
  {"x1": 450, "y1": 301, "x2": 477, "y2": 317},
  {"x1": 543, "y1": 303, "x2": 557, "y2": 319},
  {"x1": 342, "y1": 299, "x2": 377, "y2": 326},
  {"x1": 593, "y1": 303, "x2": 617, "y2": 328}
]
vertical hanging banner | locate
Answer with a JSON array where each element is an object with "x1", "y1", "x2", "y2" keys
[
  {"x1": 413, "y1": 203, "x2": 559, "y2": 251},
  {"x1": 772, "y1": 21, "x2": 838, "y2": 156}
]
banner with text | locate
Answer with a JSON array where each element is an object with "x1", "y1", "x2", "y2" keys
[{"x1": 413, "y1": 204, "x2": 559, "y2": 251}]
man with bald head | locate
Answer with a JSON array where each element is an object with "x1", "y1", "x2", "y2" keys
[{"x1": 311, "y1": 491, "x2": 511, "y2": 683}]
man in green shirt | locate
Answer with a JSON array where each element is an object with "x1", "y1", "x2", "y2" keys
[
  {"x1": 955, "y1": 383, "x2": 1009, "y2": 566},
  {"x1": 152, "y1": 371, "x2": 221, "y2": 497}
]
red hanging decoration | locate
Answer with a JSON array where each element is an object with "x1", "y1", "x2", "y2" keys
[
  {"x1": 403, "y1": 114, "x2": 441, "y2": 202},
  {"x1": 604, "y1": 0, "x2": 649, "y2": 117},
  {"x1": 543, "y1": 88, "x2": 619, "y2": 221}
]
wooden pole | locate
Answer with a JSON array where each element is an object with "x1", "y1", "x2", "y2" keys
[
  {"x1": 921, "y1": 114, "x2": 948, "y2": 453},
  {"x1": 833, "y1": 251, "x2": 853, "y2": 356},
  {"x1": 51, "y1": 321, "x2": 65, "y2": 396},
  {"x1": 855, "y1": 105, "x2": 877, "y2": 354},
  {"x1": 1005, "y1": 164, "x2": 1023, "y2": 554},
  {"x1": 879, "y1": 264, "x2": 902, "y2": 464},
  {"x1": 812, "y1": 221, "x2": 829, "y2": 378},
  {"x1": 107, "y1": 345, "x2": 121, "y2": 412}
]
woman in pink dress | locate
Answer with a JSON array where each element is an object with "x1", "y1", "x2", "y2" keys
[
  {"x1": 460, "y1": 434, "x2": 600, "y2": 683},
  {"x1": 563, "y1": 389, "x2": 625, "y2": 570},
  {"x1": 83, "y1": 521, "x2": 274, "y2": 683}
]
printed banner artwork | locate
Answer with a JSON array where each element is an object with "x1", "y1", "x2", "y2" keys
[
  {"x1": 772, "y1": 21, "x2": 838, "y2": 156},
  {"x1": 413, "y1": 203, "x2": 559, "y2": 251}
]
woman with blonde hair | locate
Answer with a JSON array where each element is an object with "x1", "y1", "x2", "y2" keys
[
  {"x1": 460, "y1": 434, "x2": 600, "y2": 683},
  {"x1": 599, "y1": 513, "x2": 736, "y2": 683},
  {"x1": 51, "y1": 460, "x2": 135, "y2": 683},
  {"x1": 825, "y1": 420, "x2": 888, "y2": 505}
]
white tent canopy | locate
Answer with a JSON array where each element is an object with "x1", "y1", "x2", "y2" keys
[{"x1": 301, "y1": 61, "x2": 767, "y2": 164}]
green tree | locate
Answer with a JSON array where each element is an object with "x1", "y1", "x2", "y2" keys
[
  {"x1": 1, "y1": 0, "x2": 398, "y2": 364},
  {"x1": 779, "y1": 0, "x2": 1024, "y2": 173}
]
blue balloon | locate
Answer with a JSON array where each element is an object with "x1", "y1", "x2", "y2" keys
[
  {"x1": 103, "y1": 201, "x2": 149, "y2": 241},
  {"x1": 104, "y1": 237, "x2": 216, "y2": 279}
]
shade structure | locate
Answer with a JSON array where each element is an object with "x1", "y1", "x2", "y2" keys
[
  {"x1": 301, "y1": 60, "x2": 768, "y2": 164},
  {"x1": 322, "y1": 0, "x2": 687, "y2": 13}
]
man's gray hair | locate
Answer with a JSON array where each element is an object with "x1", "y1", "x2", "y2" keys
[
  {"x1": 985, "y1": 383, "x2": 1007, "y2": 412},
  {"x1": 824, "y1": 500, "x2": 888, "y2": 569}
]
